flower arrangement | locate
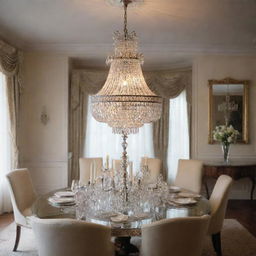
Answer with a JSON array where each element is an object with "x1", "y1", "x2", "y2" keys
[
  {"x1": 213, "y1": 125, "x2": 239, "y2": 163},
  {"x1": 213, "y1": 125, "x2": 239, "y2": 144}
]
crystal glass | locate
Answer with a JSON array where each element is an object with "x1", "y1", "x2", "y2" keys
[{"x1": 73, "y1": 166, "x2": 174, "y2": 224}]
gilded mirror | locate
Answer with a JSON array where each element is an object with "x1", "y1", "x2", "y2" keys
[{"x1": 208, "y1": 78, "x2": 249, "y2": 144}]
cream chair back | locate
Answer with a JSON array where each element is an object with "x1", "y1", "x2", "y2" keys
[
  {"x1": 32, "y1": 218, "x2": 114, "y2": 256},
  {"x1": 208, "y1": 175, "x2": 233, "y2": 235},
  {"x1": 174, "y1": 159, "x2": 203, "y2": 193},
  {"x1": 6, "y1": 168, "x2": 36, "y2": 227},
  {"x1": 141, "y1": 157, "x2": 162, "y2": 183},
  {"x1": 79, "y1": 157, "x2": 103, "y2": 185},
  {"x1": 141, "y1": 215, "x2": 210, "y2": 256}
]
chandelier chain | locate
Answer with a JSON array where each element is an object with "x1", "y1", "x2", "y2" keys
[{"x1": 123, "y1": 1, "x2": 129, "y2": 39}]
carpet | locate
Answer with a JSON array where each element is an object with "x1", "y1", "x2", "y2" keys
[{"x1": 0, "y1": 219, "x2": 255, "y2": 256}]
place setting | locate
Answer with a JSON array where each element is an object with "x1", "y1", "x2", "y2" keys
[
  {"x1": 48, "y1": 190, "x2": 75, "y2": 207},
  {"x1": 167, "y1": 189, "x2": 202, "y2": 206}
]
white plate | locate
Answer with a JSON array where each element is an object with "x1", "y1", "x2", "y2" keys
[
  {"x1": 54, "y1": 191, "x2": 75, "y2": 198},
  {"x1": 178, "y1": 192, "x2": 201, "y2": 199},
  {"x1": 169, "y1": 186, "x2": 181, "y2": 193},
  {"x1": 110, "y1": 214, "x2": 129, "y2": 223},
  {"x1": 172, "y1": 198, "x2": 197, "y2": 205}
]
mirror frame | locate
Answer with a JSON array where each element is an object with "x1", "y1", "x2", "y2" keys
[{"x1": 208, "y1": 77, "x2": 249, "y2": 144}]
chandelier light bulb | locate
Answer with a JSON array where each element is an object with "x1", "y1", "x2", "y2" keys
[{"x1": 122, "y1": 80, "x2": 128, "y2": 86}]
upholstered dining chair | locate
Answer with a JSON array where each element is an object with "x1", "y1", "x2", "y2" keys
[
  {"x1": 6, "y1": 168, "x2": 37, "y2": 251},
  {"x1": 174, "y1": 159, "x2": 203, "y2": 193},
  {"x1": 140, "y1": 157, "x2": 162, "y2": 183},
  {"x1": 140, "y1": 215, "x2": 210, "y2": 256},
  {"x1": 208, "y1": 175, "x2": 233, "y2": 256},
  {"x1": 32, "y1": 218, "x2": 114, "y2": 256},
  {"x1": 79, "y1": 157, "x2": 103, "y2": 185}
]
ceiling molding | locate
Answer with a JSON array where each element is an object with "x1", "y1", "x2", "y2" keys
[{"x1": 23, "y1": 42, "x2": 256, "y2": 56}]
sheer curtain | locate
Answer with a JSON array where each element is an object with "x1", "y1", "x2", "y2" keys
[
  {"x1": 167, "y1": 90, "x2": 189, "y2": 183},
  {"x1": 0, "y1": 72, "x2": 12, "y2": 214},
  {"x1": 84, "y1": 96, "x2": 154, "y2": 173}
]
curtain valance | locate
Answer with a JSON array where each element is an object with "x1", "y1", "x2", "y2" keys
[
  {"x1": 0, "y1": 40, "x2": 19, "y2": 76},
  {"x1": 144, "y1": 70, "x2": 192, "y2": 104}
]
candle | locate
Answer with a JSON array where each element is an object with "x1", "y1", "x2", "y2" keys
[
  {"x1": 93, "y1": 160, "x2": 96, "y2": 182},
  {"x1": 110, "y1": 168, "x2": 114, "y2": 178},
  {"x1": 129, "y1": 162, "x2": 133, "y2": 181},
  {"x1": 144, "y1": 157, "x2": 148, "y2": 166},
  {"x1": 90, "y1": 163, "x2": 93, "y2": 184},
  {"x1": 106, "y1": 155, "x2": 109, "y2": 169}
]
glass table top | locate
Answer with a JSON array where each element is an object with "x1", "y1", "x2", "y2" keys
[{"x1": 32, "y1": 188, "x2": 211, "y2": 236}]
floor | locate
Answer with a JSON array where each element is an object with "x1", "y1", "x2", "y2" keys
[
  {"x1": 225, "y1": 200, "x2": 256, "y2": 237},
  {"x1": 0, "y1": 213, "x2": 13, "y2": 230},
  {"x1": 0, "y1": 200, "x2": 255, "y2": 236}
]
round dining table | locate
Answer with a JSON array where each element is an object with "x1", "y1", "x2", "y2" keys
[{"x1": 32, "y1": 188, "x2": 211, "y2": 255}]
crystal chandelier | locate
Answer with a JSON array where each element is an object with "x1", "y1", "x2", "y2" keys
[
  {"x1": 91, "y1": 0, "x2": 162, "y2": 135},
  {"x1": 217, "y1": 85, "x2": 238, "y2": 126},
  {"x1": 91, "y1": 0, "x2": 162, "y2": 203}
]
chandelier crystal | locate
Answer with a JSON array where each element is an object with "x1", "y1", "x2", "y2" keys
[{"x1": 91, "y1": 1, "x2": 162, "y2": 134}]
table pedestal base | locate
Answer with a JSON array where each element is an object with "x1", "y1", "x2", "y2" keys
[{"x1": 115, "y1": 237, "x2": 139, "y2": 256}]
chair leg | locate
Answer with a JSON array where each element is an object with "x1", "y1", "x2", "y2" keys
[
  {"x1": 13, "y1": 225, "x2": 21, "y2": 251},
  {"x1": 211, "y1": 232, "x2": 222, "y2": 256}
]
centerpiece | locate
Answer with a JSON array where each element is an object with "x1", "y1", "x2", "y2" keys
[{"x1": 213, "y1": 125, "x2": 239, "y2": 163}]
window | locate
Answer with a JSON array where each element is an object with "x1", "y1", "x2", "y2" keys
[
  {"x1": 84, "y1": 91, "x2": 189, "y2": 181},
  {"x1": 0, "y1": 72, "x2": 12, "y2": 213},
  {"x1": 167, "y1": 90, "x2": 190, "y2": 183}
]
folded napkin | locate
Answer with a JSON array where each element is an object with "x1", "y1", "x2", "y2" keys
[
  {"x1": 54, "y1": 191, "x2": 75, "y2": 198},
  {"x1": 171, "y1": 198, "x2": 197, "y2": 205},
  {"x1": 169, "y1": 186, "x2": 181, "y2": 193},
  {"x1": 133, "y1": 212, "x2": 151, "y2": 221},
  {"x1": 110, "y1": 214, "x2": 129, "y2": 223},
  {"x1": 48, "y1": 196, "x2": 75, "y2": 206},
  {"x1": 178, "y1": 192, "x2": 201, "y2": 199}
]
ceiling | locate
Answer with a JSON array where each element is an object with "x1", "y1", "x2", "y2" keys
[{"x1": 0, "y1": 0, "x2": 256, "y2": 69}]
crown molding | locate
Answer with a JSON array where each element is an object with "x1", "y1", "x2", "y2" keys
[{"x1": 23, "y1": 42, "x2": 256, "y2": 56}]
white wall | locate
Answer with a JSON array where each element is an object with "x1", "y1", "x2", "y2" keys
[
  {"x1": 192, "y1": 56, "x2": 256, "y2": 199},
  {"x1": 19, "y1": 52, "x2": 69, "y2": 194}
]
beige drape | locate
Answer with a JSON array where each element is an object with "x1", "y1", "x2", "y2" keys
[
  {"x1": 69, "y1": 70, "x2": 107, "y2": 182},
  {"x1": 69, "y1": 68, "x2": 192, "y2": 183},
  {"x1": 0, "y1": 39, "x2": 21, "y2": 169},
  {"x1": 145, "y1": 70, "x2": 192, "y2": 179}
]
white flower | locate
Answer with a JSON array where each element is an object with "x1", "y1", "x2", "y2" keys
[
  {"x1": 227, "y1": 127, "x2": 232, "y2": 133},
  {"x1": 227, "y1": 137, "x2": 232, "y2": 143},
  {"x1": 213, "y1": 124, "x2": 239, "y2": 144}
]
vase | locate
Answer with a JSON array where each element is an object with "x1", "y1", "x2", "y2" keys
[{"x1": 222, "y1": 143, "x2": 230, "y2": 163}]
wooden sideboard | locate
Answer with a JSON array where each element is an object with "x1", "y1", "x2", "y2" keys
[{"x1": 203, "y1": 162, "x2": 256, "y2": 200}]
